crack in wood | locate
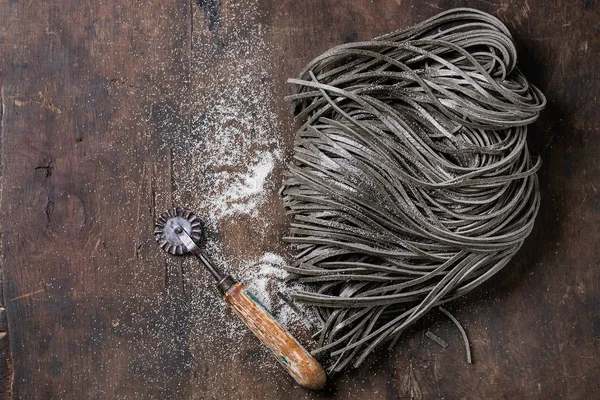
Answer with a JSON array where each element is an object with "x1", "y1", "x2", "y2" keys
[
  {"x1": 34, "y1": 159, "x2": 56, "y2": 229},
  {"x1": 34, "y1": 161, "x2": 53, "y2": 177},
  {"x1": 44, "y1": 196, "x2": 54, "y2": 227}
]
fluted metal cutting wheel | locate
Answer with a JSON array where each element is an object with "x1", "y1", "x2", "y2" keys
[{"x1": 154, "y1": 207, "x2": 203, "y2": 255}]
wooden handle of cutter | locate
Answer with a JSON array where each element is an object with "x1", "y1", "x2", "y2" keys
[{"x1": 223, "y1": 282, "x2": 326, "y2": 390}]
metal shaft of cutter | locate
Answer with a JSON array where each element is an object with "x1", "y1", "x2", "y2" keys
[{"x1": 174, "y1": 225, "x2": 226, "y2": 282}]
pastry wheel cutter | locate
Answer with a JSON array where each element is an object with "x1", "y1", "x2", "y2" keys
[{"x1": 154, "y1": 207, "x2": 326, "y2": 390}]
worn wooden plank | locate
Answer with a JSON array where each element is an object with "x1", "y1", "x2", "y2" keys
[
  {"x1": 0, "y1": 0, "x2": 193, "y2": 398},
  {"x1": 0, "y1": 0, "x2": 598, "y2": 399}
]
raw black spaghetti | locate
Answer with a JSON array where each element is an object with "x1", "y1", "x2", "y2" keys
[{"x1": 280, "y1": 8, "x2": 546, "y2": 373}]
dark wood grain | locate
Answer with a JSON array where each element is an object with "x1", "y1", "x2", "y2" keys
[
  {"x1": 0, "y1": 0, "x2": 192, "y2": 397},
  {"x1": 0, "y1": 0, "x2": 599, "y2": 399}
]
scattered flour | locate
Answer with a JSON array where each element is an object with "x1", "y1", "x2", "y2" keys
[
  {"x1": 241, "y1": 253, "x2": 319, "y2": 331},
  {"x1": 204, "y1": 150, "x2": 278, "y2": 221}
]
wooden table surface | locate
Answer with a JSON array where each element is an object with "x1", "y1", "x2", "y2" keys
[{"x1": 0, "y1": 0, "x2": 598, "y2": 399}]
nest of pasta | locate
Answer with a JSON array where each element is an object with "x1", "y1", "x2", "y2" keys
[{"x1": 281, "y1": 8, "x2": 545, "y2": 373}]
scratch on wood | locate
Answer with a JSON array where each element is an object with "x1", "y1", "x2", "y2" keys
[
  {"x1": 9, "y1": 288, "x2": 46, "y2": 301},
  {"x1": 400, "y1": 359, "x2": 422, "y2": 400},
  {"x1": 38, "y1": 92, "x2": 61, "y2": 115},
  {"x1": 425, "y1": 2, "x2": 442, "y2": 10},
  {"x1": 92, "y1": 237, "x2": 102, "y2": 255},
  {"x1": 69, "y1": 191, "x2": 87, "y2": 232}
]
